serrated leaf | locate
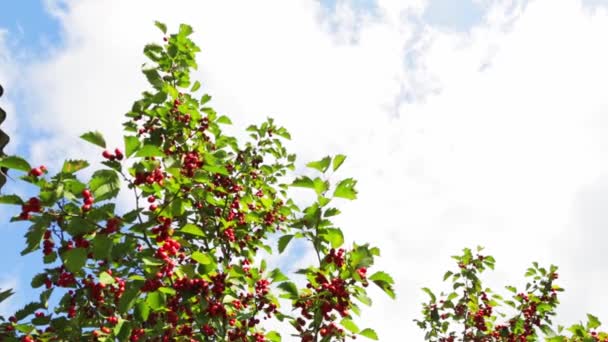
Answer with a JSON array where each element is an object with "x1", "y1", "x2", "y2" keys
[
  {"x1": 307, "y1": 156, "x2": 331, "y2": 173},
  {"x1": 80, "y1": 131, "x2": 106, "y2": 148},
  {"x1": 291, "y1": 176, "x2": 314, "y2": 189},
  {"x1": 0, "y1": 155, "x2": 31, "y2": 172},
  {"x1": 0, "y1": 194, "x2": 23, "y2": 205},
  {"x1": 30, "y1": 273, "x2": 47, "y2": 288},
  {"x1": 89, "y1": 169, "x2": 120, "y2": 202},
  {"x1": 332, "y1": 154, "x2": 347, "y2": 171},
  {"x1": 321, "y1": 228, "x2": 343, "y2": 248},
  {"x1": 333, "y1": 178, "x2": 358, "y2": 200},
  {"x1": 0, "y1": 288, "x2": 15, "y2": 303},
  {"x1": 61, "y1": 248, "x2": 87, "y2": 273},
  {"x1": 124, "y1": 136, "x2": 141, "y2": 158},
  {"x1": 587, "y1": 314, "x2": 601, "y2": 330},
  {"x1": 135, "y1": 145, "x2": 165, "y2": 158},
  {"x1": 62, "y1": 159, "x2": 89, "y2": 174},
  {"x1": 278, "y1": 234, "x2": 294, "y2": 253},
  {"x1": 180, "y1": 223, "x2": 205, "y2": 237},
  {"x1": 359, "y1": 328, "x2": 378, "y2": 340}
]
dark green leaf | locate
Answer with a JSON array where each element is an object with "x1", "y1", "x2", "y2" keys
[
  {"x1": 278, "y1": 235, "x2": 294, "y2": 253},
  {"x1": 146, "y1": 291, "x2": 165, "y2": 310},
  {"x1": 277, "y1": 282, "x2": 298, "y2": 298},
  {"x1": 154, "y1": 21, "x2": 167, "y2": 34},
  {"x1": 80, "y1": 131, "x2": 106, "y2": 148},
  {"x1": 0, "y1": 288, "x2": 15, "y2": 303},
  {"x1": 0, "y1": 194, "x2": 23, "y2": 205},
  {"x1": 61, "y1": 248, "x2": 87, "y2": 273}
]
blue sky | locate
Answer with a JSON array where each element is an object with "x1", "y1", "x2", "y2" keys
[{"x1": 2, "y1": 0, "x2": 608, "y2": 340}]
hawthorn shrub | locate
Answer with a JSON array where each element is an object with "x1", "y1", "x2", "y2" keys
[
  {"x1": 416, "y1": 247, "x2": 608, "y2": 342},
  {"x1": 0, "y1": 22, "x2": 395, "y2": 342}
]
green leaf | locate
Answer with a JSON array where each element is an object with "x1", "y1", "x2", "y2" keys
[
  {"x1": 21, "y1": 221, "x2": 47, "y2": 255},
  {"x1": 359, "y1": 328, "x2": 378, "y2": 340},
  {"x1": 190, "y1": 80, "x2": 201, "y2": 92},
  {"x1": 89, "y1": 169, "x2": 121, "y2": 201},
  {"x1": 61, "y1": 248, "x2": 87, "y2": 273},
  {"x1": 31, "y1": 273, "x2": 48, "y2": 288},
  {"x1": 15, "y1": 302, "x2": 44, "y2": 320},
  {"x1": 92, "y1": 235, "x2": 113, "y2": 260},
  {"x1": 333, "y1": 178, "x2": 358, "y2": 200},
  {"x1": 217, "y1": 115, "x2": 232, "y2": 125},
  {"x1": 191, "y1": 251, "x2": 212, "y2": 264},
  {"x1": 0, "y1": 155, "x2": 31, "y2": 172},
  {"x1": 306, "y1": 156, "x2": 331, "y2": 173},
  {"x1": 124, "y1": 136, "x2": 141, "y2": 158},
  {"x1": 332, "y1": 154, "x2": 347, "y2": 171},
  {"x1": 277, "y1": 234, "x2": 294, "y2": 253},
  {"x1": 269, "y1": 268, "x2": 289, "y2": 283},
  {"x1": 266, "y1": 331, "x2": 281, "y2": 342},
  {"x1": 0, "y1": 194, "x2": 23, "y2": 205},
  {"x1": 154, "y1": 21, "x2": 167, "y2": 34},
  {"x1": 99, "y1": 271, "x2": 116, "y2": 285},
  {"x1": 80, "y1": 131, "x2": 106, "y2": 148},
  {"x1": 321, "y1": 228, "x2": 344, "y2": 248},
  {"x1": 587, "y1": 314, "x2": 601, "y2": 330},
  {"x1": 135, "y1": 300, "x2": 150, "y2": 321},
  {"x1": 421, "y1": 287, "x2": 436, "y2": 301},
  {"x1": 324, "y1": 208, "x2": 341, "y2": 217},
  {"x1": 180, "y1": 223, "x2": 205, "y2": 237},
  {"x1": 200, "y1": 94, "x2": 212, "y2": 105},
  {"x1": 178, "y1": 23, "x2": 193, "y2": 37},
  {"x1": 341, "y1": 318, "x2": 360, "y2": 334},
  {"x1": 135, "y1": 145, "x2": 165, "y2": 158},
  {"x1": 61, "y1": 159, "x2": 89, "y2": 174},
  {"x1": 291, "y1": 176, "x2": 315, "y2": 189},
  {"x1": 369, "y1": 271, "x2": 394, "y2": 284},
  {"x1": 0, "y1": 288, "x2": 14, "y2": 304},
  {"x1": 118, "y1": 283, "x2": 141, "y2": 314},
  {"x1": 277, "y1": 281, "x2": 298, "y2": 298},
  {"x1": 146, "y1": 291, "x2": 165, "y2": 310}
]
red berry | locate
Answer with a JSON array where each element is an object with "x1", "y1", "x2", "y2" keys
[
  {"x1": 102, "y1": 150, "x2": 113, "y2": 159},
  {"x1": 30, "y1": 168, "x2": 43, "y2": 177},
  {"x1": 82, "y1": 189, "x2": 92, "y2": 198},
  {"x1": 147, "y1": 195, "x2": 156, "y2": 203}
]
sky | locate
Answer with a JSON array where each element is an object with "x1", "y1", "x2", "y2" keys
[{"x1": 1, "y1": 0, "x2": 608, "y2": 340}]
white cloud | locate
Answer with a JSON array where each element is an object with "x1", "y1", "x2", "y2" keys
[{"x1": 4, "y1": 0, "x2": 608, "y2": 339}]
